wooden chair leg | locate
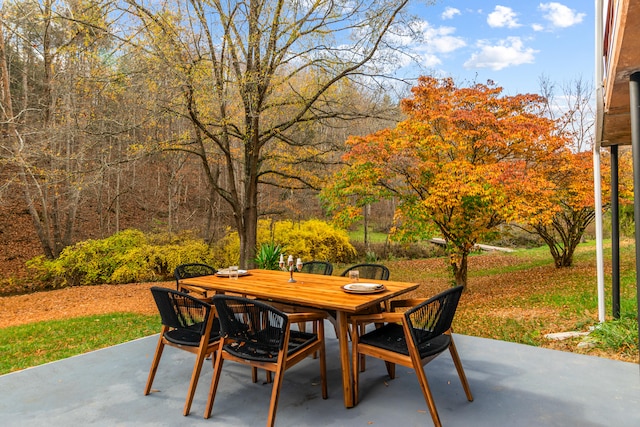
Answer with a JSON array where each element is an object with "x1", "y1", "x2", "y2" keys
[
  {"x1": 298, "y1": 321, "x2": 307, "y2": 333},
  {"x1": 384, "y1": 361, "x2": 396, "y2": 379},
  {"x1": 183, "y1": 341, "x2": 209, "y2": 416},
  {"x1": 357, "y1": 315, "x2": 384, "y2": 373},
  {"x1": 316, "y1": 320, "x2": 328, "y2": 399},
  {"x1": 266, "y1": 365, "x2": 286, "y2": 427},
  {"x1": 204, "y1": 351, "x2": 225, "y2": 419},
  {"x1": 312, "y1": 317, "x2": 336, "y2": 359},
  {"x1": 448, "y1": 336, "x2": 473, "y2": 401},
  {"x1": 359, "y1": 323, "x2": 366, "y2": 372},
  {"x1": 414, "y1": 365, "x2": 441, "y2": 427},
  {"x1": 144, "y1": 333, "x2": 166, "y2": 395},
  {"x1": 252, "y1": 367, "x2": 273, "y2": 384},
  {"x1": 312, "y1": 321, "x2": 318, "y2": 359}
]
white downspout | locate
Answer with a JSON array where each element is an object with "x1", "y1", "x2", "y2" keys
[{"x1": 594, "y1": 0, "x2": 606, "y2": 323}]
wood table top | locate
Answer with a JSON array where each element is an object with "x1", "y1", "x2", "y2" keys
[{"x1": 180, "y1": 269, "x2": 419, "y2": 313}]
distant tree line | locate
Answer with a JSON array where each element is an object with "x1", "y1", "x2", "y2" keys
[{"x1": 0, "y1": 0, "x2": 411, "y2": 267}]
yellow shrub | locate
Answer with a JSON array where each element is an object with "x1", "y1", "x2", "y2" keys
[{"x1": 212, "y1": 219, "x2": 356, "y2": 264}]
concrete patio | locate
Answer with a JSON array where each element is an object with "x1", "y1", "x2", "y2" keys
[{"x1": 2, "y1": 323, "x2": 640, "y2": 426}]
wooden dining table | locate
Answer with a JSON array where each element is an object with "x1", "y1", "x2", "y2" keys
[{"x1": 178, "y1": 269, "x2": 419, "y2": 408}]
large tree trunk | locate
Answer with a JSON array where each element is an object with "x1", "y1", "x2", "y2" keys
[
  {"x1": 450, "y1": 250, "x2": 469, "y2": 288},
  {"x1": 239, "y1": 113, "x2": 261, "y2": 269},
  {"x1": 234, "y1": 177, "x2": 258, "y2": 270},
  {"x1": 533, "y1": 207, "x2": 595, "y2": 268},
  {"x1": 241, "y1": 201, "x2": 258, "y2": 269}
]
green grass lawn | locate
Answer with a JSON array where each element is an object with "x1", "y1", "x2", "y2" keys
[
  {"x1": 384, "y1": 240, "x2": 638, "y2": 361},
  {"x1": 348, "y1": 226, "x2": 389, "y2": 243},
  {"x1": 0, "y1": 313, "x2": 159, "y2": 374}
]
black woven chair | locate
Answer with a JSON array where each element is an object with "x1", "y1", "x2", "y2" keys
[
  {"x1": 340, "y1": 263, "x2": 390, "y2": 281},
  {"x1": 342, "y1": 263, "x2": 391, "y2": 365},
  {"x1": 294, "y1": 261, "x2": 334, "y2": 337},
  {"x1": 205, "y1": 295, "x2": 328, "y2": 426},
  {"x1": 300, "y1": 261, "x2": 333, "y2": 275},
  {"x1": 350, "y1": 286, "x2": 473, "y2": 427},
  {"x1": 174, "y1": 263, "x2": 217, "y2": 300},
  {"x1": 144, "y1": 287, "x2": 221, "y2": 416}
]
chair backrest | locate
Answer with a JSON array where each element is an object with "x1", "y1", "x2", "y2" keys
[
  {"x1": 340, "y1": 263, "x2": 390, "y2": 280},
  {"x1": 150, "y1": 286, "x2": 212, "y2": 335},
  {"x1": 174, "y1": 263, "x2": 216, "y2": 288},
  {"x1": 213, "y1": 295, "x2": 289, "y2": 360},
  {"x1": 301, "y1": 261, "x2": 333, "y2": 275},
  {"x1": 404, "y1": 286, "x2": 464, "y2": 346}
]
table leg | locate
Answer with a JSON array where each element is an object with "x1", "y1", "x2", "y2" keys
[{"x1": 336, "y1": 311, "x2": 354, "y2": 408}]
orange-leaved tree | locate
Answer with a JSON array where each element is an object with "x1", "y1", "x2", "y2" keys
[
  {"x1": 322, "y1": 76, "x2": 567, "y2": 287},
  {"x1": 525, "y1": 150, "x2": 598, "y2": 267},
  {"x1": 521, "y1": 148, "x2": 621, "y2": 268},
  {"x1": 518, "y1": 76, "x2": 621, "y2": 268}
]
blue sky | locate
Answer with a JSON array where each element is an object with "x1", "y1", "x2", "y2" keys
[{"x1": 399, "y1": 1, "x2": 593, "y2": 96}]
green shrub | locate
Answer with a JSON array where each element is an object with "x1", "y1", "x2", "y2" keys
[
  {"x1": 254, "y1": 242, "x2": 283, "y2": 270},
  {"x1": 27, "y1": 229, "x2": 214, "y2": 288},
  {"x1": 485, "y1": 224, "x2": 544, "y2": 249},
  {"x1": 349, "y1": 241, "x2": 444, "y2": 261},
  {"x1": 587, "y1": 314, "x2": 638, "y2": 358},
  {"x1": 0, "y1": 276, "x2": 34, "y2": 296},
  {"x1": 365, "y1": 250, "x2": 379, "y2": 262}
]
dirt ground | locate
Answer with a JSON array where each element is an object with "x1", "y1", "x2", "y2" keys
[{"x1": 0, "y1": 282, "x2": 163, "y2": 328}]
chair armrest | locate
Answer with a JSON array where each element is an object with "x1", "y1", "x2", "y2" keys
[
  {"x1": 287, "y1": 312, "x2": 327, "y2": 323},
  {"x1": 389, "y1": 298, "x2": 427, "y2": 311},
  {"x1": 350, "y1": 312, "x2": 404, "y2": 325},
  {"x1": 179, "y1": 284, "x2": 210, "y2": 295}
]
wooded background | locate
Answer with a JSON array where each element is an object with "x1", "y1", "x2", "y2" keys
[{"x1": 0, "y1": 1, "x2": 624, "y2": 286}]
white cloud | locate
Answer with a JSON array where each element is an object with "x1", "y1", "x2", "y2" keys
[
  {"x1": 441, "y1": 7, "x2": 461, "y2": 20},
  {"x1": 487, "y1": 5, "x2": 520, "y2": 28},
  {"x1": 531, "y1": 23, "x2": 545, "y2": 32},
  {"x1": 539, "y1": 2, "x2": 585, "y2": 28},
  {"x1": 352, "y1": 14, "x2": 457, "y2": 52},
  {"x1": 365, "y1": 20, "x2": 466, "y2": 73},
  {"x1": 392, "y1": 20, "x2": 466, "y2": 68},
  {"x1": 421, "y1": 53, "x2": 443, "y2": 68},
  {"x1": 423, "y1": 24, "x2": 466, "y2": 54},
  {"x1": 464, "y1": 37, "x2": 537, "y2": 70}
]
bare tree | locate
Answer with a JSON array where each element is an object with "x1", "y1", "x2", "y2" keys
[
  {"x1": 121, "y1": 0, "x2": 419, "y2": 267},
  {"x1": 0, "y1": 0, "x2": 120, "y2": 257},
  {"x1": 538, "y1": 74, "x2": 595, "y2": 152}
]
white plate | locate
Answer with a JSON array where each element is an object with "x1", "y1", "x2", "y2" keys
[
  {"x1": 341, "y1": 283, "x2": 386, "y2": 294},
  {"x1": 216, "y1": 269, "x2": 249, "y2": 277}
]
